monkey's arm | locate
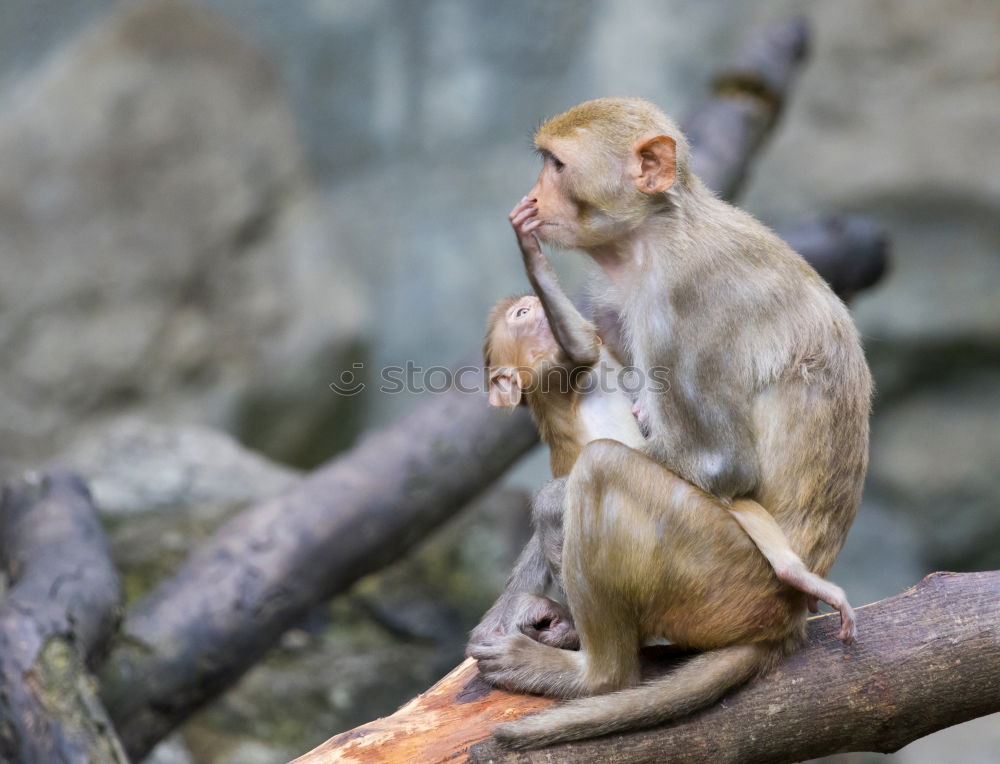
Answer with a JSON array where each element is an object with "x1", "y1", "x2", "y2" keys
[
  {"x1": 727, "y1": 499, "x2": 856, "y2": 644},
  {"x1": 510, "y1": 198, "x2": 600, "y2": 366}
]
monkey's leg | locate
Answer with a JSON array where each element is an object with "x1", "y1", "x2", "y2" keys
[
  {"x1": 727, "y1": 500, "x2": 856, "y2": 644},
  {"x1": 473, "y1": 464, "x2": 647, "y2": 699},
  {"x1": 467, "y1": 479, "x2": 579, "y2": 654},
  {"x1": 471, "y1": 564, "x2": 640, "y2": 698},
  {"x1": 559, "y1": 467, "x2": 644, "y2": 695}
]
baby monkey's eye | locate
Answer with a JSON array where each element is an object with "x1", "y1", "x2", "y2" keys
[
  {"x1": 552, "y1": 157, "x2": 565, "y2": 172},
  {"x1": 516, "y1": 307, "x2": 530, "y2": 317}
]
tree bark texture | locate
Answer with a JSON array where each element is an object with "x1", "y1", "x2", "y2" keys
[{"x1": 0, "y1": 470, "x2": 126, "y2": 764}]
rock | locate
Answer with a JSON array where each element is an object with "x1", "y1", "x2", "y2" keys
[
  {"x1": 62, "y1": 418, "x2": 300, "y2": 516},
  {"x1": 60, "y1": 418, "x2": 301, "y2": 599},
  {"x1": 0, "y1": 0, "x2": 367, "y2": 476},
  {"x1": 742, "y1": 0, "x2": 1000, "y2": 220}
]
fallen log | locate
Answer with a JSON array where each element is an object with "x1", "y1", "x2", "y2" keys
[
  {"x1": 293, "y1": 571, "x2": 1000, "y2": 763},
  {"x1": 99, "y1": 16, "x2": 889, "y2": 760},
  {"x1": 0, "y1": 470, "x2": 126, "y2": 763}
]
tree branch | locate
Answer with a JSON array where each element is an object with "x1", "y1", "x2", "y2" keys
[
  {"x1": 0, "y1": 470, "x2": 126, "y2": 763},
  {"x1": 685, "y1": 16, "x2": 808, "y2": 200},
  {"x1": 293, "y1": 571, "x2": 1000, "y2": 763},
  {"x1": 780, "y1": 214, "x2": 889, "y2": 300}
]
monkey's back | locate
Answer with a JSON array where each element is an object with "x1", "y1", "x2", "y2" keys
[{"x1": 606, "y1": 194, "x2": 872, "y2": 577}]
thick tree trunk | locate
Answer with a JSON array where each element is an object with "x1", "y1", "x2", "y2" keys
[
  {"x1": 0, "y1": 470, "x2": 126, "y2": 764},
  {"x1": 293, "y1": 571, "x2": 1000, "y2": 764}
]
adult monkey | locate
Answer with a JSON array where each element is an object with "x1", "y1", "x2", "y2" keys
[{"x1": 468, "y1": 98, "x2": 871, "y2": 748}]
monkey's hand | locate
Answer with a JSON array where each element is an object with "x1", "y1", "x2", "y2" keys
[
  {"x1": 509, "y1": 196, "x2": 544, "y2": 261},
  {"x1": 467, "y1": 593, "x2": 579, "y2": 656}
]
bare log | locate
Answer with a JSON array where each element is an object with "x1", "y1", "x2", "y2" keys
[
  {"x1": 99, "y1": 16, "x2": 889, "y2": 760},
  {"x1": 293, "y1": 571, "x2": 1000, "y2": 763},
  {"x1": 0, "y1": 470, "x2": 126, "y2": 763}
]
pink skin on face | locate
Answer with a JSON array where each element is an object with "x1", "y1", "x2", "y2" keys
[{"x1": 507, "y1": 295, "x2": 557, "y2": 352}]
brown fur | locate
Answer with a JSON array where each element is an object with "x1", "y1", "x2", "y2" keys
[{"x1": 470, "y1": 98, "x2": 870, "y2": 749}]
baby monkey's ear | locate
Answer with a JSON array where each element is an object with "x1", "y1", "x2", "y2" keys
[{"x1": 488, "y1": 370, "x2": 523, "y2": 407}]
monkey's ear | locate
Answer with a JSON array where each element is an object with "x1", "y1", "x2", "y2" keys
[
  {"x1": 488, "y1": 371, "x2": 523, "y2": 407},
  {"x1": 631, "y1": 135, "x2": 677, "y2": 194}
]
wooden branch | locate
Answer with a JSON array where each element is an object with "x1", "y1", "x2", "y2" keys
[
  {"x1": 684, "y1": 16, "x2": 808, "y2": 200},
  {"x1": 0, "y1": 470, "x2": 126, "y2": 763},
  {"x1": 779, "y1": 214, "x2": 889, "y2": 299},
  {"x1": 99, "y1": 16, "x2": 888, "y2": 760},
  {"x1": 293, "y1": 571, "x2": 1000, "y2": 763}
]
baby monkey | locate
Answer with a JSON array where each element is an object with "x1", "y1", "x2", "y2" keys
[{"x1": 489, "y1": 197, "x2": 856, "y2": 634}]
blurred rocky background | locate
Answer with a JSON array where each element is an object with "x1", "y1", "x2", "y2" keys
[{"x1": 0, "y1": 0, "x2": 997, "y2": 762}]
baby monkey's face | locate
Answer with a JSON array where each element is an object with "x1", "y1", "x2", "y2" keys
[{"x1": 506, "y1": 295, "x2": 556, "y2": 353}]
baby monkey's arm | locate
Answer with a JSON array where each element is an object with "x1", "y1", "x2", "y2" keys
[{"x1": 510, "y1": 197, "x2": 599, "y2": 366}]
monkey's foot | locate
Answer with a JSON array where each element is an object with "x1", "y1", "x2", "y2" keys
[{"x1": 470, "y1": 634, "x2": 584, "y2": 698}]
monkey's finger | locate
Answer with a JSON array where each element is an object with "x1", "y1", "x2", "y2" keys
[
  {"x1": 512, "y1": 206, "x2": 539, "y2": 227},
  {"x1": 509, "y1": 196, "x2": 534, "y2": 219},
  {"x1": 807, "y1": 597, "x2": 819, "y2": 613},
  {"x1": 522, "y1": 218, "x2": 542, "y2": 233},
  {"x1": 467, "y1": 643, "x2": 497, "y2": 661}
]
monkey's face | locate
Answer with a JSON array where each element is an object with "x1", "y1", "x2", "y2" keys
[
  {"x1": 484, "y1": 295, "x2": 557, "y2": 407},
  {"x1": 531, "y1": 103, "x2": 683, "y2": 251},
  {"x1": 529, "y1": 136, "x2": 658, "y2": 251},
  {"x1": 506, "y1": 295, "x2": 556, "y2": 352}
]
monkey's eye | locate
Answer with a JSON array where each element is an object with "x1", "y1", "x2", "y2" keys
[
  {"x1": 552, "y1": 157, "x2": 565, "y2": 172},
  {"x1": 515, "y1": 307, "x2": 530, "y2": 318}
]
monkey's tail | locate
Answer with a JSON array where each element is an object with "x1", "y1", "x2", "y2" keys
[{"x1": 493, "y1": 642, "x2": 783, "y2": 751}]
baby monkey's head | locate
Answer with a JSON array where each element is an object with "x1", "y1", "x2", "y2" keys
[{"x1": 483, "y1": 294, "x2": 559, "y2": 407}]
